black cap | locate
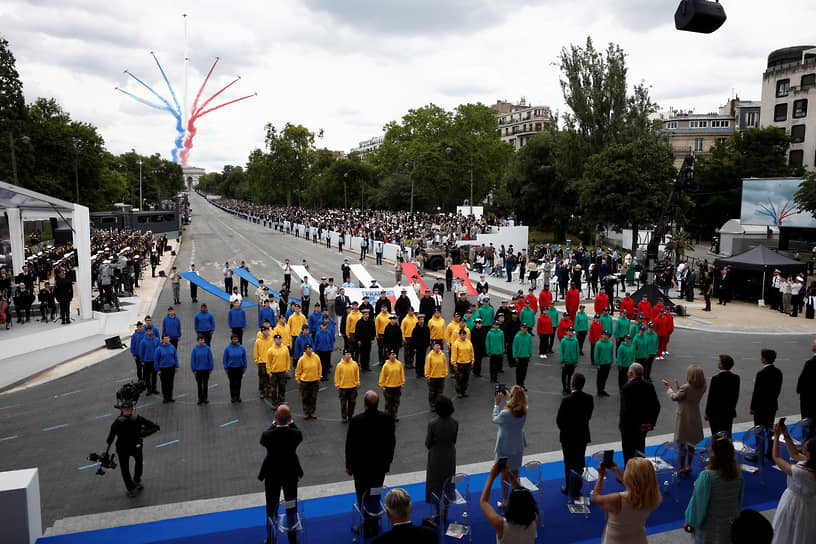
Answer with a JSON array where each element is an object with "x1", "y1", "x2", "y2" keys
[
  {"x1": 601, "y1": 329, "x2": 610, "y2": 335},
  {"x1": 624, "y1": 334, "x2": 631, "y2": 339},
  {"x1": 521, "y1": 322, "x2": 529, "y2": 328},
  {"x1": 567, "y1": 326, "x2": 574, "y2": 331},
  {"x1": 273, "y1": 333, "x2": 282, "y2": 339},
  {"x1": 304, "y1": 343, "x2": 312, "y2": 349}
]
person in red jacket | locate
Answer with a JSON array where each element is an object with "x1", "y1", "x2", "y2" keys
[
  {"x1": 565, "y1": 283, "x2": 580, "y2": 319},
  {"x1": 636, "y1": 297, "x2": 652, "y2": 322},
  {"x1": 536, "y1": 307, "x2": 553, "y2": 358},
  {"x1": 663, "y1": 310, "x2": 674, "y2": 355},
  {"x1": 651, "y1": 298, "x2": 666, "y2": 323},
  {"x1": 594, "y1": 291, "x2": 609, "y2": 316},
  {"x1": 619, "y1": 292, "x2": 635, "y2": 319},
  {"x1": 556, "y1": 311, "x2": 573, "y2": 341},
  {"x1": 654, "y1": 308, "x2": 670, "y2": 359},
  {"x1": 523, "y1": 288, "x2": 538, "y2": 313},
  {"x1": 539, "y1": 285, "x2": 553, "y2": 312},
  {"x1": 588, "y1": 314, "x2": 603, "y2": 365}
]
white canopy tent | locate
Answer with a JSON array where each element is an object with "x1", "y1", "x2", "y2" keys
[{"x1": 0, "y1": 181, "x2": 92, "y2": 320}]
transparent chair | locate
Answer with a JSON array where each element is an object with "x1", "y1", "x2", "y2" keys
[
  {"x1": 637, "y1": 442, "x2": 682, "y2": 502},
  {"x1": 518, "y1": 460, "x2": 544, "y2": 528},
  {"x1": 352, "y1": 486, "x2": 387, "y2": 543},
  {"x1": 568, "y1": 466, "x2": 599, "y2": 518},
  {"x1": 267, "y1": 499, "x2": 305, "y2": 544},
  {"x1": 433, "y1": 473, "x2": 472, "y2": 542},
  {"x1": 786, "y1": 418, "x2": 813, "y2": 449},
  {"x1": 735, "y1": 425, "x2": 767, "y2": 485}
]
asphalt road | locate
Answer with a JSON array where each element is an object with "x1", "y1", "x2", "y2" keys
[{"x1": 1, "y1": 191, "x2": 812, "y2": 528}]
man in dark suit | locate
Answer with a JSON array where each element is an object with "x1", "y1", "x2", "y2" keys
[
  {"x1": 705, "y1": 354, "x2": 740, "y2": 437},
  {"x1": 346, "y1": 390, "x2": 396, "y2": 538},
  {"x1": 619, "y1": 362, "x2": 660, "y2": 463},
  {"x1": 371, "y1": 488, "x2": 436, "y2": 544},
  {"x1": 796, "y1": 339, "x2": 816, "y2": 440},
  {"x1": 749, "y1": 349, "x2": 783, "y2": 460},
  {"x1": 258, "y1": 404, "x2": 303, "y2": 538},
  {"x1": 557, "y1": 372, "x2": 594, "y2": 497}
]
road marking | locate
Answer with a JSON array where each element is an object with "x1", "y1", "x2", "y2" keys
[
  {"x1": 174, "y1": 393, "x2": 188, "y2": 399},
  {"x1": 1, "y1": 435, "x2": 18, "y2": 441},
  {"x1": 219, "y1": 419, "x2": 239, "y2": 428},
  {"x1": 61, "y1": 390, "x2": 81, "y2": 397},
  {"x1": 677, "y1": 355, "x2": 693, "y2": 358},
  {"x1": 78, "y1": 462, "x2": 101, "y2": 470},
  {"x1": 208, "y1": 383, "x2": 218, "y2": 389},
  {"x1": 155, "y1": 439, "x2": 180, "y2": 448},
  {"x1": 319, "y1": 387, "x2": 328, "y2": 392},
  {"x1": 743, "y1": 357, "x2": 757, "y2": 360},
  {"x1": 136, "y1": 402, "x2": 153, "y2": 409},
  {"x1": 95, "y1": 413, "x2": 113, "y2": 419},
  {"x1": 115, "y1": 377, "x2": 133, "y2": 383},
  {"x1": 43, "y1": 424, "x2": 68, "y2": 432},
  {"x1": 534, "y1": 363, "x2": 551, "y2": 367},
  {"x1": 0, "y1": 404, "x2": 20, "y2": 411}
]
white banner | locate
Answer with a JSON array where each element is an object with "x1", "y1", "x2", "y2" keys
[{"x1": 344, "y1": 286, "x2": 419, "y2": 311}]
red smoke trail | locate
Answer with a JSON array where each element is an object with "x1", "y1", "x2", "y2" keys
[
  {"x1": 195, "y1": 92, "x2": 253, "y2": 117},
  {"x1": 180, "y1": 58, "x2": 219, "y2": 166},
  {"x1": 193, "y1": 78, "x2": 240, "y2": 117}
]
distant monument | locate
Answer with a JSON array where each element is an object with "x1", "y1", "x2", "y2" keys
[{"x1": 182, "y1": 166, "x2": 205, "y2": 189}]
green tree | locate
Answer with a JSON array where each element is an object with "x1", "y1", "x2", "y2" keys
[
  {"x1": 260, "y1": 123, "x2": 321, "y2": 206},
  {"x1": 0, "y1": 35, "x2": 28, "y2": 184},
  {"x1": 794, "y1": 172, "x2": 816, "y2": 217},
  {"x1": 579, "y1": 138, "x2": 676, "y2": 252},
  {"x1": 692, "y1": 127, "x2": 795, "y2": 235}
]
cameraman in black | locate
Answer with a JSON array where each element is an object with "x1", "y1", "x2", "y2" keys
[{"x1": 105, "y1": 401, "x2": 158, "y2": 497}]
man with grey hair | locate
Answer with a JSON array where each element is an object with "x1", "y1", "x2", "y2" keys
[
  {"x1": 619, "y1": 362, "x2": 660, "y2": 463},
  {"x1": 372, "y1": 488, "x2": 436, "y2": 544}
]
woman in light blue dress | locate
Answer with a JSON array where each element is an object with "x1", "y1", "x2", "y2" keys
[{"x1": 492, "y1": 385, "x2": 528, "y2": 505}]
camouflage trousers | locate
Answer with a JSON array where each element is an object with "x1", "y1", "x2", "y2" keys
[
  {"x1": 338, "y1": 387, "x2": 358, "y2": 421},
  {"x1": 428, "y1": 377, "x2": 445, "y2": 411},
  {"x1": 269, "y1": 372, "x2": 288, "y2": 406},
  {"x1": 299, "y1": 380, "x2": 319, "y2": 418},
  {"x1": 454, "y1": 363, "x2": 472, "y2": 396},
  {"x1": 257, "y1": 364, "x2": 272, "y2": 398},
  {"x1": 403, "y1": 340, "x2": 414, "y2": 368},
  {"x1": 383, "y1": 386, "x2": 402, "y2": 419}
]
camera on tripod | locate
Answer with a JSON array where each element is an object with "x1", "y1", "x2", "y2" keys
[
  {"x1": 116, "y1": 380, "x2": 146, "y2": 409},
  {"x1": 87, "y1": 451, "x2": 117, "y2": 475}
]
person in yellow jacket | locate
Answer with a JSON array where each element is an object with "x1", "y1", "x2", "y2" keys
[
  {"x1": 451, "y1": 329, "x2": 475, "y2": 398},
  {"x1": 446, "y1": 314, "x2": 463, "y2": 351},
  {"x1": 425, "y1": 341, "x2": 449, "y2": 411},
  {"x1": 287, "y1": 305, "x2": 307, "y2": 351},
  {"x1": 253, "y1": 326, "x2": 276, "y2": 399},
  {"x1": 400, "y1": 308, "x2": 418, "y2": 369},
  {"x1": 265, "y1": 334, "x2": 291, "y2": 407},
  {"x1": 334, "y1": 349, "x2": 360, "y2": 423},
  {"x1": 345, "y1": 303, "x2": 362, "y2": 359},
  {"x1": 378, "y1": 349, "x2": 406, "y2": 421},
  {"x1": 375, "y1": 306, "x2": 391, "y2": 365},
  {"x1": 295, "y1": 343, "x2": 322, "y2": 419},
  {"x1": 428, "y1": 308, "x2": 446, "y2": 346},
  {"x1": 272, "y1": 316, "x2": 291, "y2": 349}
]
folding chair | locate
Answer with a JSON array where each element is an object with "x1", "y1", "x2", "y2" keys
[
  {"x1": 352, "y1": 486, "x2": 387, "y2": 543},
  {"x1": 268, "y1": 499, "x2": 305, "y2": 544}
]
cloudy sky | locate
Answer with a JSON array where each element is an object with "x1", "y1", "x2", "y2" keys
[{"x1": 3, "y1": 0, "x2": 815, "y2": 172}]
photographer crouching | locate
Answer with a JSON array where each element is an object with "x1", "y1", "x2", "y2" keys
[{"x1": 100, "y1": 383, "x2": 159, "y2": 497}]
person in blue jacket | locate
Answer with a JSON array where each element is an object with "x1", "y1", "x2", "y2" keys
[
  {"x1": 313, "y1": 320, "x2": 335, "y2": 380},
  {"x1": 154, "y1": 333, "x2": 179, "y2": 403},
  {"x1": 223, "y1": 333, "x2": 247, "y2": 403},
  {"x1": 228, "y1": 300, "x2": 247, "y2": 344},
  {"x1": 308, "y1": 304, "x2": 323, "y2": 340},
  {"x1": 161, "y1": 307, "x2": 182, "y2": 349},
  {"x1": 293, "y1": 325, "x2": 311, "y2": 361},
  {"x1": 190, "y1": 335, "x2": 214, "y2": 404},
  {"x1": 130, "y1": 321, "x2": 145, "y2": 380},
  {"x1": 143, "y1": 315, "x2": 160, "y2": 338},
  {"x1": 258, "y1": 299, "x2": 276, "y2": 329},
  {"x1": 138, "y1": 326, "x2": 160, "y2": 395},
  {"x1": 194, "y1": 304, "x2": 216, "y2": 347}
]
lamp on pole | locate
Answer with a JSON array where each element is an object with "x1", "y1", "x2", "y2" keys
[
  {"x1": 343, "y1": 171, "x2": 349, "y2": 209},
  {"x1": 404, "y1": 161, "x2": 414, "y2": 213},
  {"x1": 137, "y1": 159, "x2": 143, "y2": 210},
  {"x1": 8, "y1": 133, "x2": 30, "y2": 185},
  {"x1": 72, "y1": 137, "x2": 81, "y2": 202}
]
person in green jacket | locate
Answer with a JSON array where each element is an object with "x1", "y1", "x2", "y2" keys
[
  {"x1": 613, "y1": 310, "x2": 630, "y2": 348},
  {"x1": 485, "y1": 321, "x2": 505, "y2": 383},
  {"x1": 547, "y1": 305, "x2": 560, "y2": 354},
  {"x1": 599, "y1": 307, "x2": 613, "y2": 339},
  {"x1": 520, "y1": 301, "x2": 536, "y2": 333},
  {"x1": 559, "y1": 327, "x2": 580, "y2": 394},
  {"x1": 512, "y1": 323, "x2": 534, "y2": 389},
  {"x1": 573, "y1": 304, "x2": 589, "y2": 355},
  {"x1": 593, "y1": 329, "x2": 614, "y2": 397},
  {"x1": 477, "y1": 298, "x2": 494, "y2": 327},
  {"x1": 644, "y1": 322, "x2": 659, "y2": 382},
  {"x1": 465, "y1": 309, "x2": 476, "y2": 330},
  {"x1": 616, "y1": 334, "x2": 636, "y2": 389},
  {"x1": 633, "y1": 325, "x2": 649, "y2": 368}
]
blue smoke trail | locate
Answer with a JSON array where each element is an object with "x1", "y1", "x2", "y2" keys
[
  {"x1": 122, "y1": 69, "x2": 185, "y2": 164},
  {"x1": 117, "y1": 88, "x2": 171, "y2": 112},
  {"x1": 125, "y1": 71, "x2": 176, "y2": 113},
  {"x1": 151, "y1": 53, "x2": 182, "y2": 117}
]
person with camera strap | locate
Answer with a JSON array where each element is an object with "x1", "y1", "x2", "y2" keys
[{"x1": 104, "y1": 398, "x2": 159, "y2": 497}]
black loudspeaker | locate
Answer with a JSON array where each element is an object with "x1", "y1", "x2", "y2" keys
[
  {"x1": 105, "y1": 336, "x2": 123, "y2": 349},
  {"x1": 674, "y1": 304, "x2": 687, "y2": 317},
  {"x1": 675, "y1": 0, "x2": 726, "y2": 33}
]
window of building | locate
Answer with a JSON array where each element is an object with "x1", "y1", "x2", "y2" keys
[
  {"x1": 777, "y1": 79, "x2": 790, "y2": 97},
  {"x1": 711, "y1": 120, "x2": 730, "y2": 128},
  {"x1": 789, "y1": 149, "x2": 804, "y2": 167},
  {"x1": 666, "y1": 121, "x2": 678, "y2": 129},
  {"x1": 717, "y1": 137, "x2": 728, "y2": 145},
  {"x1": 802, "y1": 74, "x2": 816, "y2": 88},
  {"x1": 694, "y1": 138, "x2": 704, "y2": 152},
  {"x1": 774, "y1": 103, "x2": 788, "y2": 122},
  {"x1": 746, "y1": 111, "x2": 758, "y2": 127},
  {"x1": 793, "y1": 99, "x2": 808, "y2": 118},
  {"x1": 791, "y1": 124, "x2": 806, "y2": 143}
]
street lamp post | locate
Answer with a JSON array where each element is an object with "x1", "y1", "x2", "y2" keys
[
  {"x1": 8, "y1": 133, "x2": 30, "y2": 185},
  {"x1": 404, "y1": 162, "x2": 415, "y2": 213},
  {"x1": 343, "y1": 172, "x2": 349, "y2": 209},
  {"x1": 137, "y1": 159, "x2": 143, "y2": 210},
  {"x1": 72, "y1": 137, "x2": 81, "y2": 202}
]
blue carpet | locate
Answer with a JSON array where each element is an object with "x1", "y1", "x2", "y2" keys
[{"x1": 38, "y1": 434, "x2": 788, "y2": 544}]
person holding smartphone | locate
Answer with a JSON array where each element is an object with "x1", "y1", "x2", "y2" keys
[
  {"x1": 479, "y1": 460, "x2": 538, "y2": 544},
  {"x1": 492, "y1": 385, "x2": 528, "y2": 507}
]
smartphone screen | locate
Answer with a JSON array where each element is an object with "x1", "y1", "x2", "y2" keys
[
  {"x1": 603, "y1": 450, "x2": 614, "y2": 468},
  {"x1": 497, "y1": 457, "x2": 508, "y2": 470}
]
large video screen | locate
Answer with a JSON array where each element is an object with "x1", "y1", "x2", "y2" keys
[{"x1": 740, "y1": 178, "x2": 816, "y2": 228}]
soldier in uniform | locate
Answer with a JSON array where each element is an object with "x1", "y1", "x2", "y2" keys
[
  {"x1": 13, "y1": 282, "x2": 34, "y2": 323},
  {"x1": 334, "y1": 350, "x2": 361, "y2": 423},
  {"x1": 295, "y1": 343, "x2": 322, "y2": 419},
  {"x1": 266, "y1": 334, "x2": 291, "y2": 407},
  {"x1": 38, "y1": 282, "x2": 56, "y2": 322},
  {"x1": 451, "y1": 329, "x2": 475, "y2": 398},
  {"x1": 379, "y1": 350, "x2": 405, "y2": 420}
]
